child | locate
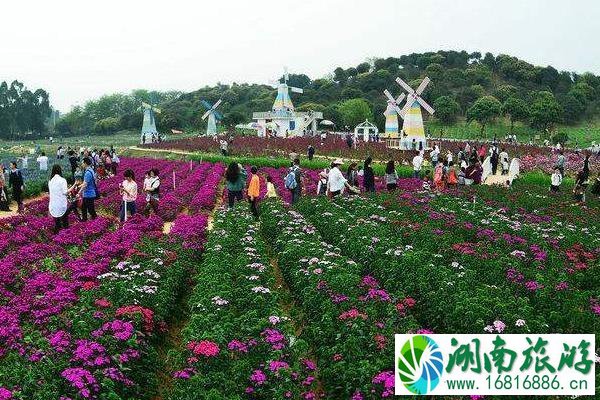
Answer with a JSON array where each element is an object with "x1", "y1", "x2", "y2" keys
[
  {"x1": 266, "y1": 175, "x2": 277, "y2": 198},
  {"x1": 422, "y1": 171, "x2": 432, "y2": 191},
  {"x1": 433, "y1": 162, "x2": 445, "y2": 190},
  {"x1": 550, "y1": 167, "x2": 562, "y2": 192},
  {"x1": 317, "y1": 169, "x2": 328, "y2": 195},
  {"x1": 66, "y1": 174, "x2": 84, "y2": 221}
]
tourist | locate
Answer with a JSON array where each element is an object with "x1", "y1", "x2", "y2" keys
[
  {"x1": 144, "y1": 168, "x2": 161, "y2": 215},
  {"x1": 119, "y1": 169, "x2": 138, "y2": 222},
  {"x1": 490, "y1": 147, "x2": 499, "y2": 175},
  {"x1": 317, "y1": 169, "x2": 328, "y2": 196},
  {"x1": 48, "y1": 164, "x2": 69, "y2": 233},
  {"x1": 422, "y1": 171, "x2": 432, "y2": 191},
  {"x1": 363, "y1": 157, "x2": 375, "y2": 193},
  {"x1": 590, "y1": 172, "x2": 600, "y2": 197},
  {"x1": 68, "y1": 149, "x2": 79, "y2": 178},
  {"x1": 412, "y1": 151, "x2": 423, "y2": 179},
  {"x1": 556, "y1": 151, "x2": 565, "y2": 177},
  {"x1": 446, "y1": 150, "x2": 453, "y2": 166},
  {"x1": 430, "y1": 143, "x2": 440, "y2": 166},
  {"x1": 346, "y1": 162, "x2": 359, "y2": 189},
  {"x1": 219, "y1": 138, "x2": 228, "y2": 157},
  {"x1": 36, "y1": 152, "x2": 49, "y2": 172},
  {"x1": 111, "y1": 151, "x2": 120, "y2": 175},
  {"x1": 464, "y1": 161, "x2": 483, "y2": 185},
  {"x1": 573, "y1": 170, "x2": 589, "y2": 203},
  {"x1": 499, "y1": 148, "x2": 509, "y2": 175},
  {"x1": 477, "y1": 145, "x2": 487, "y2": 163},
  {"x1": 8, "y1": 161, "x2": 24, "y2": 213},
  {"x1": 247, "y1": 166, "x2": 260, "y2": 218},
  {"x1": 266, "y1": 175, "x2": 277, "y2": 198},
  {"x1": 327, "y1": 159, "x2": 347, "y2": 197},
  {"x1": 0, "y1": 164, "x2": 10, "y2": 211},
  {"x1": 384, "y1": 160, "x2": 399, "y2": 191},
  {"x1": 79, "y1": 157, "x2": 98, "y2": 221},
  {"x1": 285, "y1": 158, "x2": 303, "y2": 204},
  {"x1": 307, "y1": 145, "x2": 315, "y2": 161},
  {"x1": 447, "y1": 164, "x2": 459, "y2": 186},
  {"x1": 464, "y1": 142, "x2": 471, "y2": 155},
  {"x1": 433, "y1": 161, "x2": 445, "y2": 190},
  {"x1": 225, "y1": 162, "x2": 246, "y2": 208},
  {"x1": 550, "y1": 167, "x2": 562, "y2": 193}
]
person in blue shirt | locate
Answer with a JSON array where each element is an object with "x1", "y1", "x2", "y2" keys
[{"x1": 78, "y1": 157, "x2": 98, "y2": 221}]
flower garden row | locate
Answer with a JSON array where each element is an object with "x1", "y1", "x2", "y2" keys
[
  {"x1": 0, "y1": 157, "x2": 224, "y2": 399},
  {"x1": 146, "y1": 135, "x2": 598, "y2": 175}
]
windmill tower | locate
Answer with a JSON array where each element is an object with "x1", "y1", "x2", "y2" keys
[
  {"x1": 382, "y1": 88, "x2": 406, "y2": 139},
  {"x1": 201, "y1": 99, "x2": 223, "y2": 136},
  {"x1": 140, "y1": 101, "x2": 161, "y2": 144},
  {"x1": 395, "y1": 77, "x2": 435, "y2": 150},
  {"x1": 271, "y1": 67, "x2": 304, "y2": 112}
]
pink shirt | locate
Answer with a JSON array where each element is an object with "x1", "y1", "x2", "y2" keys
[{"x1": 122, "y1": 180, "x2": 138, "y2": 202}]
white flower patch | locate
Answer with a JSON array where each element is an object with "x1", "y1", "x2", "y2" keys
[
  {"x1": 251, "y1": 286, "x2": 270, "y2": 294},
  {"x1": 212, "y1": 296, "x2": 229, "y2": 306}
]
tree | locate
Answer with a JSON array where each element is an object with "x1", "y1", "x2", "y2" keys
[
  {"x1": 502, "y1": 97, "x2": 529, "y2": 132},
  {"x1": 433, "y1": 96, "x2": 461, "y2": 124},
  {"x1": 337, "y1": 98, "x2": 373, "y2": 129},
  {"x1": 356, "y1": 62, "x2": 370, "y2": 74},
  {"x1": 466, "y1": 96, "x2": 502, "y2": 136},
  {"x1": 529, "y1": 91, "x2": 562, "y2": 133},
  {"x1": 558, "y1": 94, "x2": 584, "y2": 125}
]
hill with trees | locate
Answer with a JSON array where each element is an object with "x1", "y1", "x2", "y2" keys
[{"x1": 37, "y1": 51, "x2": 600, "y2": 143}]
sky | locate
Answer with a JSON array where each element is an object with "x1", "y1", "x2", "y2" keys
[{"x1": 2, "y1": 0, "x2": 599, "y2": 112}]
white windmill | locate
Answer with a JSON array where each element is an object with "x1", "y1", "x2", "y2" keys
[
  {"x1": 201, "y1": 99, "x2": 223, "y2": 136},
  {"x1": 382, "y1": 88, "x2": 406, "y2": 139},
  {"x1": 140, "y1": 101, "x2": 161, "y2": 144},
  {"x1": 393, "y1": 76, "x2": 435, "y2": 150},
  {"x1": 270, "y1": 67, "x2": 304, "y2": 112}
]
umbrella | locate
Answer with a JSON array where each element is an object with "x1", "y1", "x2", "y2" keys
[{"x1": 320, "y1": 120, "x2": 335, "y2": 126}]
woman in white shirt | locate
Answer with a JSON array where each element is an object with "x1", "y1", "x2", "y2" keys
[
  {"x1": 48, "y1": 164, "x2": 69, "y2": 232},
  {"x1": 119, "y1": 169, "x2": 138, "y2": 222},
  {"x1": 550, "y1": 167, "x2": 562, "y2": 192},
  {"x1": 327, "y1": 159, "x2": 348, "y2": 197}
]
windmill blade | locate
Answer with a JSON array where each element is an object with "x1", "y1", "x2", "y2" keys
[
  {"x1": 284, "y1": 66, "x2": 289, "y2": 82},
  {"x1": 415, "y1": 77, "x2": 431, "y2": 95},
  {"x1": 395, "y1": 77, "x2": 415, "y2": 94},
  {"x1": 399, "y1": 95, "x2": 415, "y2": 116},
  {"x1": 201, "y1": 110, "x2": 211, "y2": 120},
  {"x1": 212, "y1": 99, "x2": 223, "y2": 110},
  {"x1": 395, "y1": 93, "x2": 406, "y2": 104},
  {"x1": 153, "y1": 107, "x2": 161, "y2": 114},
  {"x1": 290, "y1": 87, "x2": 303, "y2": 94},
  {"x1": 201, "y1": 100, "x2": 212, "y2": 110},
  {"x1": 416, "y1": 96, "x2": 435, "y2": 115},
  {"x1": 141, "y1": 101, "x2": 151, "y2": 109},
  {"x1": 214, "y1": 110, "x2": 224, "y2": 120},
  {"x1": 383, "y1": 89, "x2": 396, "y2": 104}
]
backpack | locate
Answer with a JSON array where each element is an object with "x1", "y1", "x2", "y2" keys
[{"x1": 284, "y1": 169, "x2": 298, "y2": 190}]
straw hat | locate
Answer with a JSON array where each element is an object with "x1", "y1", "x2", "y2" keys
[{"x1": 332, "y1": 158, "x2": 344, "y2": 165}]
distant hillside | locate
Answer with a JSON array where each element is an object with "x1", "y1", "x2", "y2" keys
[{"x1": 56, "y1": 50, "x2": 600, "y2": 142}]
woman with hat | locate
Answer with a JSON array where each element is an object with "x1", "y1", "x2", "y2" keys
[{"x1": 327, "y1": 158, "x2": 348, "y2": 197}]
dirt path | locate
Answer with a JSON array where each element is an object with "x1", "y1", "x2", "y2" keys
[{"x1": 0, "y1": 194, "x2": 48, "y2": 218}]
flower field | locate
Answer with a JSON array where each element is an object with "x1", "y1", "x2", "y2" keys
[
  {"x1": 145, "y1": 136, "x2": 599, "y2": 176},
  {"x1": 0, "y1": 154, "x2": 598, "y2": 399}
]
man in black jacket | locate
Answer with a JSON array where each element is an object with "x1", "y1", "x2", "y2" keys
[{"x1": 8, "y1": 161, "x2": 24, "y2": 213}]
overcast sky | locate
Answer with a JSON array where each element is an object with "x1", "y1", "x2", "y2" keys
[{"x1": 2, "y1": 0, "x2": 599, "y2": 112}]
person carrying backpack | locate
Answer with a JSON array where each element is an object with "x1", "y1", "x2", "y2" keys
[{"x1": 285, "y1": 158, "x2": 302, "y2": 204}]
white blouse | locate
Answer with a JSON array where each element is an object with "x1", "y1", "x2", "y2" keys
[{"x1": 48, "y1": 175, "x2": 68, "y2": 217}]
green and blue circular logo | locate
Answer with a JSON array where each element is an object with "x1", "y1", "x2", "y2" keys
[{"x1": 397, "y1": 335, "x2": 444, "y2": 394}]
